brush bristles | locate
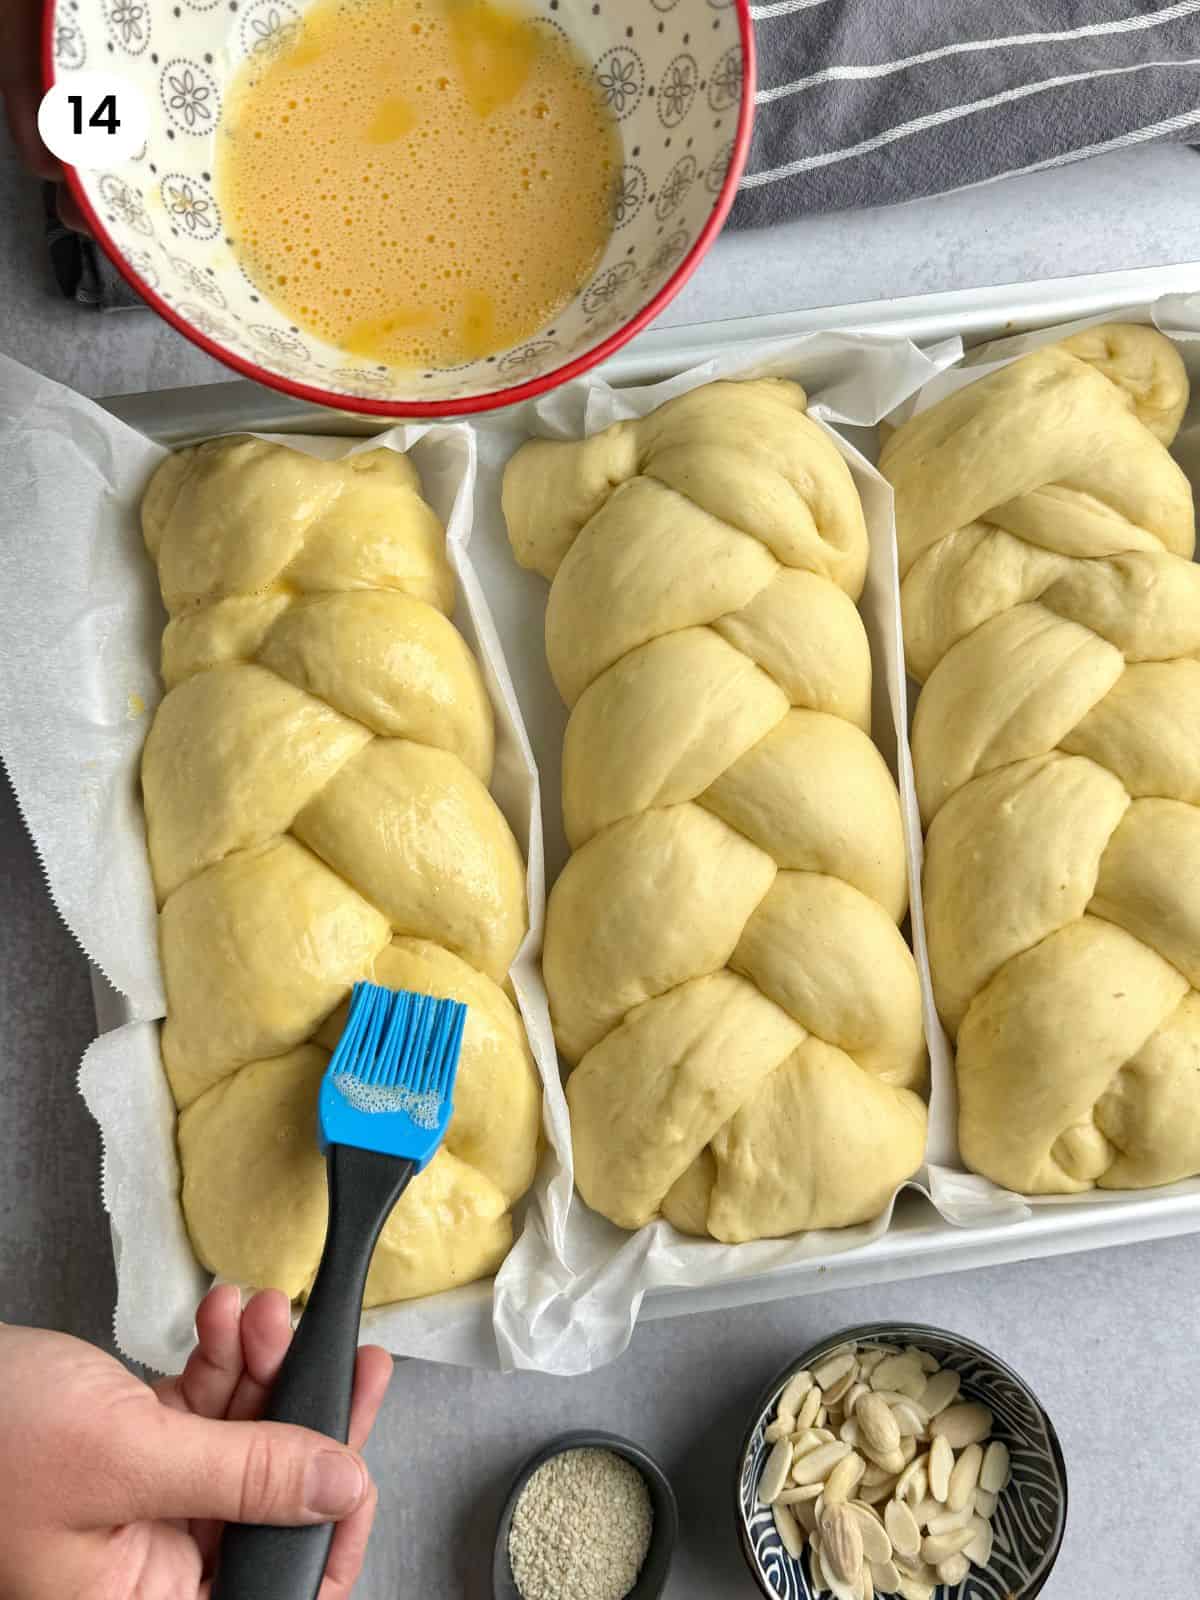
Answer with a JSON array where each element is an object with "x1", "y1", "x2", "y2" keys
[{"x1": 335, "y1": 981, "x2": 466, "y2": 1097}]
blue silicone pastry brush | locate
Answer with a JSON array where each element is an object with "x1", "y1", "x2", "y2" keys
[{"x1": 213, "y1": 980, "x2": 467, "y2": 1600}]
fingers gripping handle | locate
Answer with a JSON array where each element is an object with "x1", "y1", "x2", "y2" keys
[{"x1": 212, "y1": 1145, "x2": 415, "y2": 1600}]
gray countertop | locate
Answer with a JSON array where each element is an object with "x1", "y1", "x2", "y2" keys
[{"x1": 3, "y1": 129, "x2": 1200, "y2": 1597}]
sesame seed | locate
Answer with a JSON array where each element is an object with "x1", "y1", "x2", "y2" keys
[{"x1": 508, "y1": 1448, "x2": 653, "y2": 1600}]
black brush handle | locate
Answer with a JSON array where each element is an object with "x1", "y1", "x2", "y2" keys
[{"x1": 212, "y1": 1143, "x2": 414, "y2": 1600}]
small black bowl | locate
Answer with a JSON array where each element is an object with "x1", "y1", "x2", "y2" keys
[{"x1": 492, "y1": 1429, "x2": 678, "y2": 1600}]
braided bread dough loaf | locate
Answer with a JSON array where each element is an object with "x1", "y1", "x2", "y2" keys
[
  {"x1": 504, "y1": 379, "x2": 927, "y2": 1242},
  {"x1": 881, "y1": 323, "x2": 1200, "y2": 1195},
  {"x1": 140, "y1": 437, "x2": 540, "y2": 1303}
]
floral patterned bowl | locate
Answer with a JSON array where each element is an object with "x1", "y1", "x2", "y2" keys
[
  {"x1": 43, "y1": 0, "x2": 753, "y2": 415},
  {"x1": 737, "y1": 1323, "x2": 1068, "y2": 1600}
]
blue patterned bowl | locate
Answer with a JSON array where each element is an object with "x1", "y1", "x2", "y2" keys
[{"x1": 736, "y1": 1322, "x2": 1067, "y2": 1600}]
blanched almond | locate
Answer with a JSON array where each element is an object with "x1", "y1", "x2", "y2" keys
[
  {"x1": 894, "y1": 1371, "x2": 930, "y2": 1403},
  {"x1": 918, "y1": 1369, "x2": 960, "y2": 1417},
  {"x1": 792, "y1": 1428, "x2": 834, "y2": 1453},
  {"x1": 904, "y1": 1471, "x2": 931, "y2": 1513},
  {"x1": 894, "y1": 1551, "x2": 936, "y2": 1579},
  {"x1": 778, "y1": 1481, "x2": 823, "y2": 1503},
  {"x1": 813, "y1": 1351, "x2": 858, "y2": 1391},
  {"x1": 825, "y1": 1574, "x2": 859, "y2": 1600},
  {"x1": 884, "y1": 1499, "x2": 921, "y2": 1557},
  {"x1": 894, "y1": 1455, "x2": 927, "y2": 1506},
  {"x1": 848, "y1": 1507, "x2": 891, "y2": 1566},
  {"x1": 930, "y1": 1402, "x2": 993, "y2": 1449},
  {"x1": 791, "y1": 1441, "x2": 851, "y2": 1485},
  {"x1": 909, "y1": 1498, "x2": 943, "y2": 1529},
  {"x1": 773, "y1": 1501, "x2": 806, "y2": 1559},
  {"x1": 839, "y1": 1418, "x2": 861, "y2": 1449},
  {"x1": 925, "y1": 1503, "x2": 973, "y2": 1535},
  {"x1": 797, "y1": 1385, "x2": 823, "y2": 1432},
  {"x1": 810, "y1": 1535, "x2": 830, "y2": 1595},
  {"x1": 980, "y1": 1439, "x2": 1010, "y2": 1494},
  {"x1": 907, "y1": 1345, "x2": 940, "y2": 1374},
  {"x1": 820, "y1": 1503, "x2": 864, "y2": 1584},
  {"x1": 795, "y1": 1496, "x2": 820, "y2": 1534},
  {"x1": 824, "y1": 1452, "x2": 866, "y2": 1505},
  {"x1": 936, "y1": 1553, "x2": 970, "y2": 1585},
  {"x1": 822, "y1": 1367, "x2": 857, "y2": 1406},
  {"x1": 871, "y1": 1355, "x2": 927, "y2": 1400},
  {"x1": 974, "y1": 1487, "x2": 998, "y2": 1518},
  {"x1": 868, "y1": 1390, "x2": 916, "y2": 1409},
  {"x1": 857, "y1": 1475, "x2": 900, "y2": 1506},
  {"x1": 857, "y1": 1394, "x2": 901, "y2": 1460},
  {"x1": 920, "y1": 1528, "x2": 973, "y2": 1564},
  {"x1": 871, "y1": 1559, "x2": 901, "y2": 1593},
  {"x1": 947, "y1": 1442, "x2": 982, "y2": 1512},
  {"x1": 892, "y1": 1400, "x2": 928, "y2": 1438},
  {"x1": 896, "y1": 1576, "x2": 933, "y2": 1600},
  {"x1": 779, "y1": 1369, "x2": 815, "y2": 1417},
  {"x1": 844, "y1": 1382, "x2": 870, "y2": 1416},
  {"x1": 860, "y1": 1560, "x2": 874, "y2": 1600},
  {"x1": 759, "y1": 1437, "x2": 793, "y2": 1504},
  {"x1": 764, "y1": 1418, "x2": 792, "y2": 1444},
  {"x1": 928, "y1": 1435, "x2": 954, "y2": 1502},
  {"x1": 964, "y1": 1514, "x2": 994, "y2": 1566},
  {"x1": 848, "y1": 1498, "x2": 887, "y2": 1530}
]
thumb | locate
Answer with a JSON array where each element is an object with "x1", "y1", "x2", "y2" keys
[{"x1": 100, "y1": 1408, "x2": 371, "y2": 1527}]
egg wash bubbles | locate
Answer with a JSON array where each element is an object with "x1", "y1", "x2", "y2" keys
[{"x1": 216, "y1": 0, "x2": 622, "y2": 370}]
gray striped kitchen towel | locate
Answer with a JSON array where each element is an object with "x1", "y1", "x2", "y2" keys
[
  {"x1": 731, "y1": 0, "x2": 1200, "y2": 227},
  {"x1": 44, "y1": 1, "x2": 1200, "y2": 296}
]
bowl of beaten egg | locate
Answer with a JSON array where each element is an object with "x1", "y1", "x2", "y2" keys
[{"x1": 46, "y1": 0, "x2": 754, "y2": 414}]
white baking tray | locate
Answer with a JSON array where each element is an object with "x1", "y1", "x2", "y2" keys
[{"x1": 96, "y1": 259, "x2": 1200, "y2": 1327}]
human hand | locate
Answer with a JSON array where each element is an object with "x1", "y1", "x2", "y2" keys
[
  {"x1": 0, "y1": 1283, "x2": 393, "y2": 1600},
  {"x1": 0, "y1": 0, "x2": 88, "y2": 229}
]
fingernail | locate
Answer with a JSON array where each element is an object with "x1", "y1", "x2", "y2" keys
[{"x1": 305, "y1": 1451, "x2": 367, "y2": 1517}]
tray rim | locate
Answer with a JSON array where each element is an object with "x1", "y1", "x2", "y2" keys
[
  {"x1": 100, "y1": 259, "x2": 1200, "y2": 442},
  {"x1": 93, "y1": 258, "x2": 1200, "y2": 1332}
]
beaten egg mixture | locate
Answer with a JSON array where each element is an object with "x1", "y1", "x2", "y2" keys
[{"x1": 216, "y1": 0, "x2": 621, "y2": 368}]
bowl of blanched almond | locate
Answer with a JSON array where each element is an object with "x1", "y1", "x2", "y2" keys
[{"x1": 736, "y1": 1324, "x2": 1067, "y2": 1600}]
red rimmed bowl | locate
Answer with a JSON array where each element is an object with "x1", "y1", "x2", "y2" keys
[{"x1": 43, "y1": 0, "x2": 754, "y2": 416}]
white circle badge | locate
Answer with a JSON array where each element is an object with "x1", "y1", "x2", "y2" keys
[{"x1": 38, "y1": 72, "x2": 149, "y2": 167}]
